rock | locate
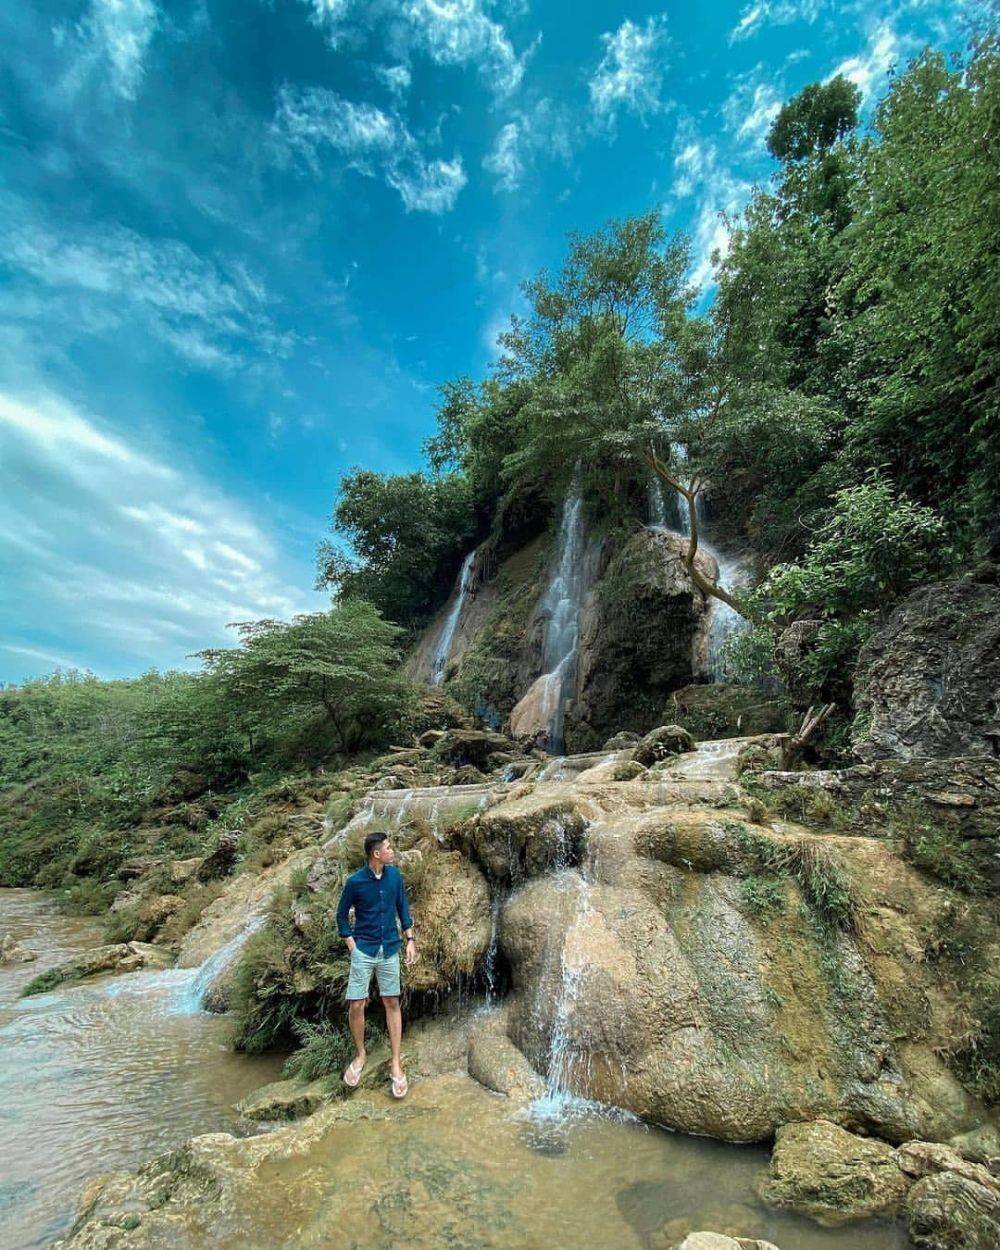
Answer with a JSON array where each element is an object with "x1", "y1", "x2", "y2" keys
[
  {"x1": 432, "y1": 729, "x2": 515, "y2": 770},
  {"x1": 449, "y1": 764, "x2": 485, "y2": 786},
  {"x1": 735, "y1": 735, "x2": 788, "y2": 776},
  {"x1": 418, "y1": 729, "x2": 445, "y2": 749},
  {"x1": 461, "y1": 791, "x2": 590, "y2": 884},
  {"x1": 236, "y1": 1077, "x2": 331, "y2": 1122},
  {"x1": 906, "y1": 1170, "x2": 1000, "y2": 1250},
  {"x1": 897, "y1": 1141, "x2": 1000, "y2": 1193},
  {"x1": 170, "y1": 857, "x2": 204, "y2": 886},
  {"x1": 775, "y1": 620, "x2": 824, "y2": 688},
  {"x1": 852, "y1": 580, "x2": 1000, "y2": 762},
  {"x1": 21, "y1": 942, "x2": 172, "y2": 996},
  {"x1": 0, "y1": 933, "x2": 36, "y2": 963},
  {"x1": 949, "y1": 1123, "x2": 1000, "y2": 1166},
  {"x1": 197, "y1": 831, "x2": 239, "y2": 881},
  {"x1": 117, "y1": 855, "x2": 163, "y2": 881},
  {"x1": 667, "y1": 685, "x2": 796, "y2": 740},
  {"x1": 757, "y1": 1120, "x2": 909, "y2": 1224},
  {"x1": 373, "y1": 774, "x2": 405, "y2": 790},
  {"x1": 467, "y1": 1011, "x2": 544, "y2": 1100},
  {"x1": 677, "y1": 1236, "x2": 781, "y2": 1250},
  {"x1": 571, "y1": 529, "x2": 715, "y2": 746},
  {"x1": 402, "y1": 850, "x2": 491, "y2": 993},
  {"x1": 633, "y1": 724, "x2": 696, "y2": 767},
  {"x1": 602, "y1": 731, "x2": 641, "y2": 750}
]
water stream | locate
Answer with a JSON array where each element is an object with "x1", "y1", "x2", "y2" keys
[
  {"x1": 0, "y1": 889, "x2": 283, "y2": 1249},
  {"x1": 431, "y1": 548, "x2": 477, "y2": 684}
]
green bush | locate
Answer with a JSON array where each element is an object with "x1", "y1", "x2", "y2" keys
[{"x1": 283, "y1": 1017, "x2": 386, "y2": 1082}]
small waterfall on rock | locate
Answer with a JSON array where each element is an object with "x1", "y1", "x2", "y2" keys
[
  {"x1": 509, "y1": 489, "x2": 587, "y2": 752},
  {"x1": 177, "y1": 913, "x2": 265, "y2": 1013},
  {"x1": 431, "y1": 549, "x2": 476, "y2": 685}
]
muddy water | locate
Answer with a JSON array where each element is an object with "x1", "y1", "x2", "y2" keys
[
  {"x1": 0, "y1": 889, "x2": 283, "y2": 1250},
  {"x1": 213, "y1": 1076, "x2": 908, "y2": 1249}
]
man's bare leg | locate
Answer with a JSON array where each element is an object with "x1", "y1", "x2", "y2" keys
[
  {"x1": 348, "y1": 998, "x2": 367, "y2": 1066},
  {"x1": 383, "y1": 995, "x2": 403, "y2": 1078}
]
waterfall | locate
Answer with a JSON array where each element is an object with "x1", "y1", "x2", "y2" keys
[
  {"x1": 530, "y1": 490, "x2": 587, "y2": 751},
  {"x1": 176, "y1": 913, "x2": 265, "y2": 1014},
  {"x1": 431, "y1": 549, "x2": 476, "y2": 685}
]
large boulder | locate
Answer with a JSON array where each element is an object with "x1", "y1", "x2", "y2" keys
[
  {"x1": 757, "y1": 1119, "x2": 909, "y2": 1224},
  {"x1": 497, "y1": 807, "x2": 991, "y2": 1144},
  {"x1": 852, "y1": 580, "x2": 1000, "y2": 762},
  {"x1": 570, "y1": 529, "x2": 715, "y2": 747},
  {"x1": 666, "y1": 684, "x2": 796, "y2": 740},
  {"x1": 906, "y1": 1171, "x2": 1000, "y2": 1250}
]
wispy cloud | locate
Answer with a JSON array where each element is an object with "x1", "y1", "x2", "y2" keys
[
  {"x1": 830, "y1": 19, "x2": 901, "y2": 102},
  {"x1": 0, "y1": 391, "x2": 319, "y2": 678},
  {"x1": 271, "y1": 84, "x2": 467, "y2": 213},
  {"x1": 729, "y1": 1, "x2": 824, "y2": 45},
  {"x1": 482, "y1": 99, "x2": 572, "y2": 192},
  {"x1": 723, "y1": 65, "x2": 783, "y2": 151},
  {"x1": 66, "y1": 0, "x2": 160, "y2": 100},
  {"x1": 668, "y1": 117, "x2": 751, "y2": 294},
  {"x1": 0, "y1": 197, "x2": 289, "y2": 373},
  {"x1": 590, "y1": 14, "x2": 670, "y2": 127}
]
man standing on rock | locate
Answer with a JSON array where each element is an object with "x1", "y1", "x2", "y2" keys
[{"x1": 335, "y1": 831, "x2": 418, "y2": 1098}]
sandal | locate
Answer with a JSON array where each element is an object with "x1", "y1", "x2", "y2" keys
[
  {"x1": 390, "y1": 1073, "x2": 408, "y2": 1099},
  {"x1": 343, "y1": 1056, "x2": 365, "y2": 1088}
]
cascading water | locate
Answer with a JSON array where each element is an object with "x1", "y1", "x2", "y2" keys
[
  {"x1": 177, "y1": 913, "x2": 265, "y2": 1013},
  {"x1": 431, "y1": 549, "x2": 476, "y2": 685},
  {"x1": 509, "y1": 490, "x2": 587, "y2": 752}
]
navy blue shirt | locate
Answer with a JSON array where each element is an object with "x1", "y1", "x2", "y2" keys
[{"x1": 335, "y1": 862, "x2": 413, "y2": 957}]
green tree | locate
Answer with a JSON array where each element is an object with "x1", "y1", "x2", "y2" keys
[
  {"x1": 766, "y1": 75, "x2": 861, "y2": 162},
  {"x1": 318, "y1": 469, "x2": 476, "y2": 626},
  {"x1": 196, "y1": 600, "x2": 415, "y2": 755}
]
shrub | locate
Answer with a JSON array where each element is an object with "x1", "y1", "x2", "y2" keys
[{"x1": 282, "y1": 1018, "x2": 386, "y2": 1083}]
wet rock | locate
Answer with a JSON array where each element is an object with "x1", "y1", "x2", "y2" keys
[
  {"x1": 432, "y1": 729, "x2": 515, "y2": 770},
  {"x1": 403, "y1": 849, "x2": 491, "y2": 993},
  {"x1": 461, "y1": 791, "x2": 591, "y2": 884},
  {"x1": 449, "y1": 764, "x2": 486, "y2": 785},
  {"x1": 236, "y1": 1077, "x2": 331, "y2": 1122},
  {"x1": 603, "y1": 731, "x2": 641, "y2": 750},
  {"x1": 21, "y1": 941, "x2": 173, "y2": 996},
  {"x1": 633, "y1": 724, "x2": 696, "y2": 767},
  {"x1": 676, "y1": 1236, "x2": 781, "y2": 1250},
  {"x1": 0, "y1": 933, "x2": 36, "y2": 963},
  {"x1": 735, "y1": 735, "x2": 788, "y2": 776},
  {"x1": 757, "y1": 1120, "x2": 909, "y2": 1224},
  {"x1": 467, "y1": 1011, "x2": 544, "y2": 1100},
  {"x1": 852, "y1": 580, "x2": 1000, "y2": 762},
  {"x1": 906, "y1": 1170, "x2": 1000, "y2": 1250},
  {"x1": 897, "y1": 1141, "x2": 1000, "y2": 1192},
  {"x1": 775, "y1": 620, "x2": 823, "y2": 688}
]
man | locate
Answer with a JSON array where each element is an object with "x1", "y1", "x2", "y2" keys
[{"x1": 335, "y1": 830, "x2": 418, "y2": 1098}]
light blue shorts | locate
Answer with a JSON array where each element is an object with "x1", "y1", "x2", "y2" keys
[{"x1": 346, "y1": 944, "x2": 401, "y2": 1000}]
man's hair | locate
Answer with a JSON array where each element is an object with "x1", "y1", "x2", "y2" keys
[{"x1": 364, "y1": 831, "x2": 388, "y2": 860}]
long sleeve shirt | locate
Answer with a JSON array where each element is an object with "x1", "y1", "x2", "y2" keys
[{"x1": 335, "y1": 862, "x2": 413, "y2": 957}]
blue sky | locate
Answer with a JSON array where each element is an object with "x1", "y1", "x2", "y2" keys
[{"x1": 0, "y1": 0, "x2": 985, "y2": 683}]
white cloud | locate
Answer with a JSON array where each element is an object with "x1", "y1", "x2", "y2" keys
[
  {"x1": 830, "y1": 20, "x2": 900, "y2": 102},
  {"x1": 71, "y1": 0, "x2": 160, "y2": 100},
  {"x1": 0, "y1": 199, "x2": 288, "y2": 373},
  {"x1": 723, "y1": 66, "x2": 783, "y2": 151},
  {"x1": 0, "y1": 391, "x2": 320, "y2": 678},
  {"x1": 483, "y1": 122, "x2": 524, "y2": 191},
  {"x1": 729, "y1": 1, "x2": 823, "y2": 44},
  {"x1": 403, "y1": 0, "x2": 531, "y2": 97},
  {"x1": 376, "y1": 62, "x2": 412, "y2": 97},
  {"x1": 271, "y1": 85, "x2": 467, "y2": 213},
  {"x1": 668, "y1": 117, "x2": 750, "y2": 294},
  {"x1": 590, "y1": 15, "x2": 669, "y2": 126}
]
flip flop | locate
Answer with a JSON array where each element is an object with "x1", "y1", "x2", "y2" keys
[
  {"x1": 390, "y1": 1073, "x2": 408, "y2": 1099},
  {"x1": 343, "y1": 1056, "x2": 365, "y2": 1088}
]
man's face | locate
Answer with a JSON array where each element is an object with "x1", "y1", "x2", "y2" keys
[{"x1": 372, "y1": 837, "x2": 396, "y2": 866}]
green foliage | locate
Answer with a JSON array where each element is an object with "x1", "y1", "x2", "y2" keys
[
  {"x1": 734, "y1": 825, "x2": 856, "y2": 931},
  {"x1": 21, "y1": 967, "x2": 66, "y2": 997},
  {"x1": 896, "y1": 803, "x2": 992, "y2": 895},
  {"x1": 282, "y1": 1017, "x2": 386, "y2": 1083},
  {"x1": 740, "y1": 874, "x2": 786, "y2": 918},
  {"x1": 767, "y1": 75, "x2": 861, "y2": 162},
  {"x1": 319, "y1": 469, "x2": 476, "y2": 626}
]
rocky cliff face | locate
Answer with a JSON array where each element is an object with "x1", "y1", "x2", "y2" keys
[
  {"x1": 852, "y1": 580, "x2": 1000, "y2": 762},
  {"x1": 408, "y1": 521, "x2": 715, "y2": 747}
]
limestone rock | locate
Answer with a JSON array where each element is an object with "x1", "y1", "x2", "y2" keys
[
  {"x1": 461, "y1": 790, "x2": 591, "y2": 884},
  {"x1": 197, "y1": 831, "x2": 239, "y2": 881},
  {"x1": 897, "y1": 1141, "x2": 1000, "y2": 1194},
  {"x1": 775, "y1": 619, "x2": 823, "y2": 688},
  {"x1": 170, "y1": 857, "x2": 204, "y2": 886},
  {"x1": 432, "y1": 729, "x2": 516, "y2": 770},
  {"x1": 633, "y1": 723, "x2": 696, "y2": 767},
  {"x1": 906, "y1": 1170, "x2": 1000, "y2": 1250},
  {"x1": 602, "y1": 730, "x2": 641, "y2": 750},
  {"x1": 676, "y1": 1236, "x2": 781, "y2": 1250},
  {"x1": 236, "y1": 1077, "x2": 331, "y2": 1122},
  {"x1": 21, "y1": 941, "x2": 172, "y2": 996},
  {"x1": 852, "y1": 580, "x2": 1000, "y2": 762},
  {"x1": 0, "y1": 933, "x2": 36, "y2": 963},
  {"x1": 467, "y1": 1012, "x2": 544, "y2": 1100},
  {"x1": 757, "y1": 1120, "x2": 909, "y2": 1224}
]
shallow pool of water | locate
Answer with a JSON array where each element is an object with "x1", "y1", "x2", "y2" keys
[{"x1": 0, "y1": 889, "x2": 284, "y2": 1250}]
